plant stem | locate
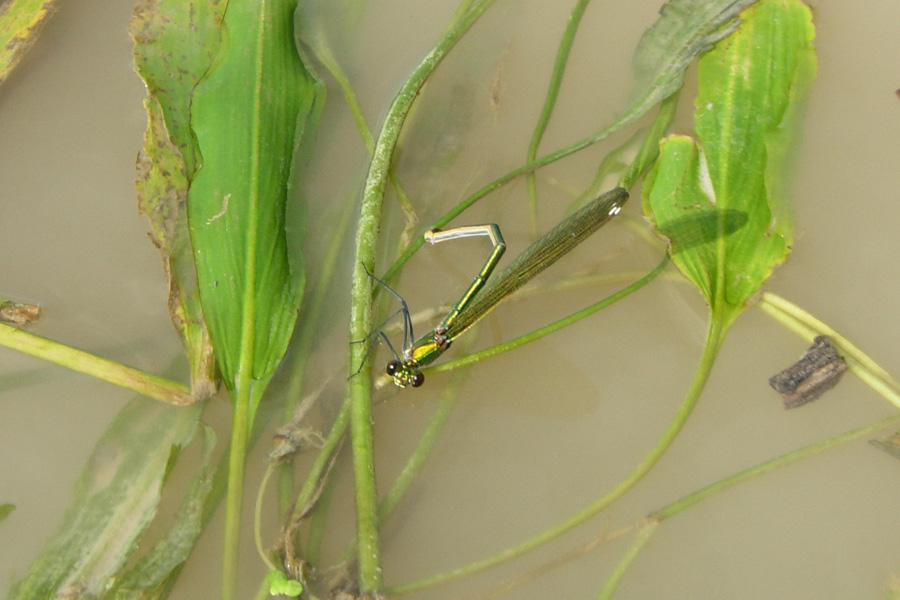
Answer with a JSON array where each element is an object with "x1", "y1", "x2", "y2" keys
[
  {"x1": 277, "y1": 196, "x2": 356, "y2": 515},
  {"x1": 347, "y1": 1, "x2": 496, "y2": 592},
  {"x1": 426, "y1": 257, "x2": 668, "y2": 378},
  {"x1": 301, "y1": 34, "x2": 418, "y2": 241},
  {"x1": 290, "y1": 397, "x2": 351, "y2": 523},
  {"x1": 338, "y1": 361, "x2": 469, "y2": 566},
  {"x1": 758, "y1": 292, "x2": 900, "y2": 407},
  {"x1": 388, "y1": 309, "x2": 728, "y2": 595},
  {"x1": 653, "y1": 411, "x2": 900, "y2": 522},
  {"x1": 383, "y1": 92, "x2": 680, "y2": 283},
  {"x1": 255, "y1": 463, "x2": 279, "y2": 570},
  {"x1": 0, "y1": 324, "x2": 193, "y2": 404},
  {"x1": 594, "y1": 410, "x2": 900, "y2": 596},
  {"x1": 596, "y1": 520, "x2": 659, "y2": 600},
  {"x1": 619, "y1": 92, "x2": 679, "y2": 191},
  {"x1": 525, "y1": 0, "x2": 593, "y2": 231},
  {"x1": 222, "y1": 381, "x2": 263, "y2": 600}
]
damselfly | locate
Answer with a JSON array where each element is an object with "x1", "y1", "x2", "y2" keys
[{"x1": 369, "y1": 186, "x2": 629, "y2": 388}]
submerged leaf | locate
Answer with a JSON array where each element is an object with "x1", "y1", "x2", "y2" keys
[
  {"x1": 188, "y1": 0, "x2": 320, "y2": 389},
  {"x1": 546, "y1": 0, "x2": 762, "y2": 174},
  {"x1": 621, "y1": 0, "x2": 759, "y2": 132},
  {"x1": 871, "y1": 431, "x2": 900, "y2": 461},
  {"x1": 643, "y1": 0, "x2": 815, "y2": 325},
  {"x1": 131, "y1": 0, "x2": 228, "y2": 400},
  {"x1": 107, "y1": 426, "x2": 217, "y2": 599},
  {"x1": 8, "y1": 399, "x2": 203, "y2": 599}
]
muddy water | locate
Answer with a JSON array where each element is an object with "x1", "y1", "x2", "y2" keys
[{"x1": 2, "y1": 1, "x2": 899, "y2": 599}]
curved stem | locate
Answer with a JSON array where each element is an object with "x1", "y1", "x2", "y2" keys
[
  {"x1": 426, "y1": 257, "x2": 668, "y2": 377},
  {"x1": 388, "y1": 309, "x2": 728, "y2": 595},
  {"x1": 525, "y1": 0, "x2": 593, "y2": 231},
  {"x1": 277, "y1": 195, "x2": 356, "y2": 515},
  {"x1": 289, "y1": 397, "x2": 350, "y2": 523},
  {"x1": 347, "y1": 1, "x2": 497, "y2": 591},
  {"x1": 594, "y1": 410, "x2": 900, "y2": 597},
  {"x1": 255, "y1": 463, "x2": 279, "y2": 570},
  {"x1": 383, "y1": 90, "x2": 680, "y2": 283},
  {"x1": 596, "y1": 520, "x2": 659, "y2": 600}
]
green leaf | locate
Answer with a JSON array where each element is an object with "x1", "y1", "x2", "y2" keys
[
  {"x1": 188, "y1": 0, "x2": 318, "y2": 389},
  {"x1": 0, "y1": 503, "x2": 13, "y2": 523},
  {"x1": 131, "y1": 0, "x2": 226, "y2": 175},
  {"x1": 8, "y1": 398, "x2": 203, "y2": 599},
  {"x1": 0, "y1": 0, "x2": 60, "y2": 85},
  {"x1": 131, "y1": 0, "x2": 228, "y2": 400},
  {"x1": 266, "y1": 570, "x2": 303, "y2": 597},
  {"x1": 284, "y1": 73, "x2": 327, "y2": 316},
  {"x1": 643, "y1": 0, "x2": 815, "y2": 327},
  {"x1": 105, "y1": 426, "x2": 216, "y2": 600}
]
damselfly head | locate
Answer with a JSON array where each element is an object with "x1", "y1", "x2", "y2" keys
[{"x1": 386, "y1": 359, "x2": 425, "y2": 388}]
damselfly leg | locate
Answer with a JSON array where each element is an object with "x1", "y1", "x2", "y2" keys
[{"x1": 349, "y1": 266, "x2": 420, "y2": 384}]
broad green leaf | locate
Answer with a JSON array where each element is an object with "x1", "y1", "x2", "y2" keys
[
  {"x1": 643, "y1": 0, "x2": 815, "y2": 327},
  {"x1": 131, "y1": 0, "x2": 228, "y2": 400},
  {"x1": 8, "y1": 398, "x2": 203, "y2": 599},
  {"x1": 0, "y1": 0, "x2": 59, "y2": 85},
  {"x1": 188, "y1": 0, "x2": 318, "y2": 389},
  {"x1": 106, "y1": 426, "x2": 217, "y2": 600}
]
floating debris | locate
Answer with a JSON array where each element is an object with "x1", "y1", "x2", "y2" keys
[
  {"x1": 769, "y1": 335, "x2": 847, "y2": 409},
  {"x1": 0, "y1": 300, "x2": 40, "y2": 327}
]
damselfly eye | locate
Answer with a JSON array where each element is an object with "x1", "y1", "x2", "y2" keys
[
  {"x1": 386, "y1": 360, "x2": 400, "y2": 376},
  {"x1": 411, "y1": 372, "x2": 425, "y2": 387}
]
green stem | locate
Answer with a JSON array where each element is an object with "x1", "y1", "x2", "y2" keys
[
  {"x1": 525, "y1": 0, "x2": 592, "y2": 231},
  {"x1": 619, "y1": 91, "x2": 679, "y2": 191},
  {"x1": 347, "y1": 1, "x2": 496, "y2": 592},
  {"x1": 302, "y1": 33, "x2": 418, "y2": 238},
  {"x1": 339, "y1": 363, "x2": 468, "y2": 565},
  {"x1": 379, "y1": 375, "x2": 461, "y2": 520},
  {"x1": 277, "y1": 196, "x2": 356, "y2": 515},
  {"x1": 383, "y1": 91, "x2": 680, "y2": 283},
  {"x1": 305, "y1": 456, "x2": 339, "y2": 566},
  {"x1": 388, "y1": 308, "x2": 728, "y2": 595},
  {"x1": 251, "y1": 400, "x2": 350, "y2": 600},
  {"x1": 290, "y1": 397, "x2": 351, "y2": 524},
  {"x1": 758, "y1": 292, "x2": 900, "y2": 406},
  {"x1": 594, "y1": 411, "x2": 900, "y2": 597},
  {"x1": 596, "y1": 520, "x2": 659, "y2": 600},
  {"x1": 652, "y1": 411, "x2": 900, "y2": 522},
  {"x1": 255, "y1": 463, "x2": 280, "y2": 571},
  {"x1": 426, "y1": 257, "x2": 668, "y2": 377},
  {"x1": 221, "y1": 382, "x2": 254, "y2": 600},
  {"x1": 0, "y1": 324, "x2": 193, "y2": 404}
]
